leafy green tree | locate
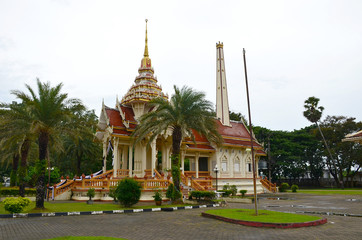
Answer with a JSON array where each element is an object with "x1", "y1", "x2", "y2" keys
[
  {"x1": 11, "y1": 79, "x2": 82, "y2": 208},
  {"x1": 303, "y1": 97, "x2": 341, "y2": 187},
  {"x1": 318, "y1": 116, "x2": 362, "y2": 187},
  {"x1": 132, "y1": 86, "x2": 223, "y2": 196},
  {"x1": 59, "y1": 109, "x2": 102, "y2": 176},
  {"x1": 0, "y1": 102, "x2": 36, "y2": 195}
]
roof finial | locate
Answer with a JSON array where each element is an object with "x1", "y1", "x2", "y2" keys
[{"x1": 144, "y1": 19, "x2": 149, "y2": 57}]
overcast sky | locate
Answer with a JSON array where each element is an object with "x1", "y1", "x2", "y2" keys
[{"x1": 1, "y1": 0, "x2": 361, "y2": 131}]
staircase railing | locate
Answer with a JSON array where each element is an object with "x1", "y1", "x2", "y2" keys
[
  {"x1": 181, "y1": 172, "x2": 188, "y2": 186},
  {"x1": 260, "y1": 178, "x2": 277, "y2": 193},
  {"x1": 190, "y1": 178, "x2": 205, "y2": 191},
  {"x1": 116, "y1": 169, "x2": 129, "y2": 178},
  {"x1": 53, "y1": 180, "x2": 75, "y2": 197},
  {"x1": 194, "y1": 179, "x2": 213, "y2": 190},
  {"x1": 92, "y1": 169, "x2": 114, "y2": 179},
  {"x1": 154, "y1": 169, "x2": 162, "y2": 179}
]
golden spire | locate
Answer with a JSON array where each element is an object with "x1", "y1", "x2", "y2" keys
[{"x1": 144, "y1": 19, "x2": 149, "y2": 57}]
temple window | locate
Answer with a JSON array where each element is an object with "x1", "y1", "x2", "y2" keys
[
  {"x1": 234, "y1": 157, "x2": 240, "y2": 172},
  {"x1": 221, "y1": 156, "x2": 228, "y2": 172}
]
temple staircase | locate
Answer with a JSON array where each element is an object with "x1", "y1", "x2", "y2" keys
[{"x1": 260, "y1": 178, "x2": 278, "y2": 193}]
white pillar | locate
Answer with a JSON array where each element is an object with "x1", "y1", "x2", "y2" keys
[
  {"x1": 151, "y1": 140, "x2": 156, "y2": 177},
  {"x1": 122, "y1": 145, "x2": 128, "y2": 169},
  {"x1": 102, "y1": 140, "x2": 107, "y2": 173},
  {"x1": 129, "y1": 145, "x2": 133, "y2": 177},
  {"x1": 113, "y1": 138, "x2": 119, "y2": 177},
  {"x1": 181, "y1": 150, "x2": 185, "y2": 174},
  {"x1": 195, "y1": 152, "x2": 200, "y2": 178}
]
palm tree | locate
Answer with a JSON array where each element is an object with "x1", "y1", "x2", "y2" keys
[
  {"x1": 132, "y1": 86, "x2": 223, "y2": 196},
  {"x1": 303, "y1": 96, "x2": 341, "y2": 188},
  {"x1": 12, "y1": 79, "x2": 81, "y2": 208},
  {"x1": 0, "y1": 102, "x2": 35, "y2": 195}
]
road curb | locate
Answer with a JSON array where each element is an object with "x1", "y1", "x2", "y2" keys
[
  {"x1": 0, "y1": 203, "x2": 220, "y2": 218},
  {"x1": 201, "y1": 212, "x2": 327, "y2": 228}
]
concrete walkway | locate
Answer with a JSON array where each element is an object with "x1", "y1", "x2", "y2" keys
[{"x1": 1, "y1": 193, "x2": 361, "y2": 240}]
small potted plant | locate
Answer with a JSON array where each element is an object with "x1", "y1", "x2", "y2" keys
[
  {"x1": 87, "y1": 188, "x2": 95, "y2": 204},
  {"x1": 153, "y1": 189, "x2": 163, "y2": 206}
]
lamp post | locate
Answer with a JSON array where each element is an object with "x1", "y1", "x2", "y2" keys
[{"x1": 213, "y1": 165, "x2": 219, "y2": 191}]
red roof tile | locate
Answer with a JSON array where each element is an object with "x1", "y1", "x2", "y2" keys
[
  {"x1": 120, "y1": 105, "x2": 136, "y2": 122},
  {"x1": 216, "y1": 120, "x2": 250, "y2": 139},
  {"x1": 186, "y1": 144, "x2": 215, "y2": 151}
]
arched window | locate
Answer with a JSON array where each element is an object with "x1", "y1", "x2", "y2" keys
[
  {"x1": 233, "y1": 156, "x2": 240, "y2": 172},
  {"x1": 221, "y1": 155, "x2": 228, "y2": 172}
]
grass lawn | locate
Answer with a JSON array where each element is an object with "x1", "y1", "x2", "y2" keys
[
  {"x1": 296, "y1": 189, "x2": 362, "y2": 195},
  {"x1": 205, "y1": 209, "x2": 322, "y2": 223},
  {"x1": 44, "y1": 237, "x2": 127, "y2": 240},
  {"x1": 0, "y1": 201, "x2": 193, "y2": 214}
]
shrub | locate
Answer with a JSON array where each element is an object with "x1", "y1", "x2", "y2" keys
[
  {"x1": 279, "y1": 182, "x2": 290, "y2": 192},
  {"x1": 222, "y1": 184, "x2": 230, "y2": 191},
  {"x1": 190, "y1": 191, "x2": 215, "y2": 200},
  {"x1": 3, "y1": 197, "x2": 31, "y2": 213},
  {"x1": 220, "y1": 190, "x2": 233, "y2": 197},
  {"x1": 115, "y1": 178, "x2": 141, "y2": 207},
  {"x1": 109, "y1": 186, "x2": 117, "y2": 201},
  {"x1": 230, "y1": 185, "x2": 237, "y2": 196},
  {"x1": 0, "y1": 187, "x2": 36, "y2": 196},
  {"x1": 87, "y1": 188, "x2": 95, "y2": 201},
  {"x1": 152, "y1": 189, "x2": 163, "y2": 202},
  {"x1": 240, "y1": 190, "x2": 247, "y2": 197},
  {"x1": 166, "y1": 183, "x2": 181, "y2": 201},
  {"x1": 291, "y1": 184, "x2": 299, "y2": 193}
]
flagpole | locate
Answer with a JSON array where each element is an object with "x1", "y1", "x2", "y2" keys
[{"x1": 243, "y1": 48, "x2": 258, "y2": 215}]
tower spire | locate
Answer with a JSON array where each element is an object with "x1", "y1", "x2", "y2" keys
[
  {"x1": 144, "y1": 19, "x2": 149, "y2": 57},
  {"x1": 216, "y1": 41, "x2": 231, "y2": 126}
]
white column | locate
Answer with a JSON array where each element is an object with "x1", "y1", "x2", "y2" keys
[
  {"x1": 151, "y1": 140, "x2": 156, "y2": 177},
  {"x1": 102, "y1": 140, "x2": 107, "y2": 173},
  {"x1": 195, "y1": 152, "x2": 200, "y2": 178},
  {"x1": 122, "y1": 145, "x2": 128, "y2": 169},
  {"x1": 181, "y1": 150, "x2": 185, "y2": 174},
  {"x1": 129, "y1": 145, "x2": 133, "y2": 177},
  {"x1": 113, "y1": 138, "x2": 119, "y2": 177}
]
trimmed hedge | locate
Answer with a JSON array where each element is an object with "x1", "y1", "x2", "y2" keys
[
  {"x1": 291, "y1": 184, "x2": 299, "y2": 192},
  {"x1": 0, "y1": 187, "x2": 36, "y2": 196},
  {"x1": 190, "y1": 191, "x2": 216, "y2": 200},
  {"x1": 219, "y1": 190, "x2": 233, "y2": 197}
]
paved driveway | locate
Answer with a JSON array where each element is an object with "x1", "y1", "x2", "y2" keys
[{"x1": 1, "y1": 193, "x2": 361, "y2": 240}]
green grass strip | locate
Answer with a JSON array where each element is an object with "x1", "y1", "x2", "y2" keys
[
  {"x1": 0, "y1": 201, "x2": 193, "y2": 214},
  {"x1": 43, "y1": 237, "x2": 127, "y2": 240},
  {"x1": 205, "y1": 209, "x2": 321, "y2": 223},
  {"x1": 297, "y1": 189, "x2": 362, "y2": 195}
]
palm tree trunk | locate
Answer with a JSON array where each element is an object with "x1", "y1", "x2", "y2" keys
[
  {"x1": 10, "y1": 154, "x2": 19, "y2": 187},
  {"x1": 171, "y1": 126, "x2": 182, "y2": 192},
  {"x1": 19, "y1": 139, "x2": 30, "y2": 197},
  {"x1": 36, "y1": 131, "x2": 49, "y2": 209},
  {"x1": 316, "y1": 122, "x2": 344, "y2": 189}
]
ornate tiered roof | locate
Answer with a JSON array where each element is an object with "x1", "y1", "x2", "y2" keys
[{"x1": 121, "y1": 20, "x2": 168, "y2": 105}]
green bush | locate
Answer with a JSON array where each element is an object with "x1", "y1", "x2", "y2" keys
[
  {"x1": 190, "y1": 191, "x2": 215, "y2": 200},
  {"x1": 222, "y1": 184, "x2": 230, "y2": 191},
  {"x1": 239, "y1": 190, "x2": 247, "y2": 197},
  {"x1": 220, "y1": 190, "x2": 233, "y2": 197},
  {"x1": 279, "y1": 182, "x2": 290, "y2": 192},
  {"x1": 87, "y1": 188, "x2": 95, "y2": 200},
  {"x1": 109, "y1": 186, "x2": 117, "y2": 201},
  {"x1": 3, "y1": 197, "x2": 31, "y2": 213},
  {"x1": 115, "y1": 178, "x2": 141, "y2": 207},
  {"x1": 291, "y1": 184, "x2": 299, "y2": 193},
  {"x1": 166, "y1": 183, "x2": 181, "y2": 201},
  {"x1": 152, "y1": 189, "x2": 163, "y2": 201},
  {"x1": 0, "y1": 187, "x2": 36, "y2": 196},
  {"x1": 230, "y1": 185, "x2": 237, "y2": 196}
]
